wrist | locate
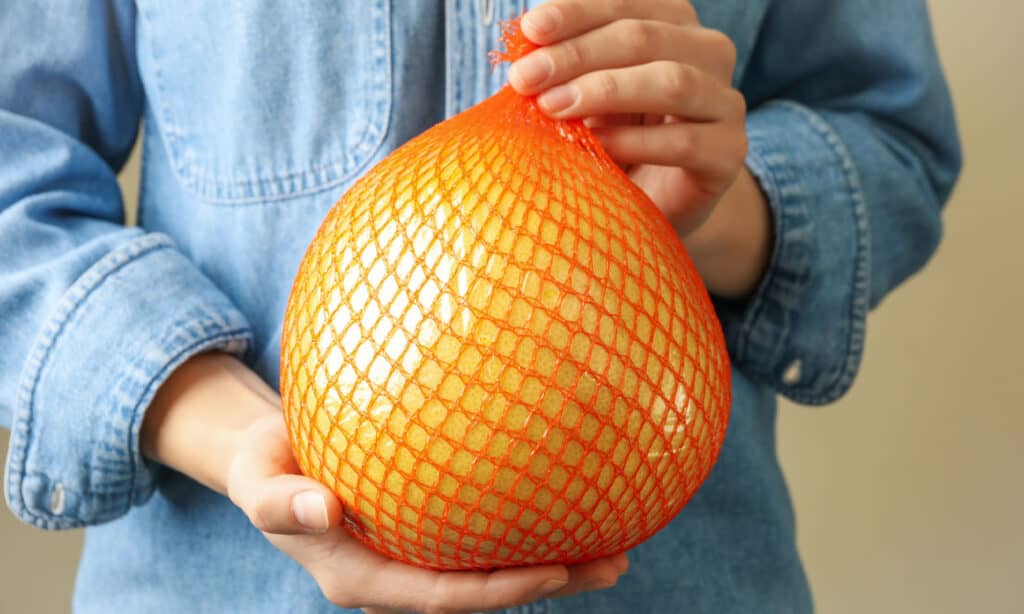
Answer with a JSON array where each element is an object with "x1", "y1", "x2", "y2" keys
[
  {"x1": 682, "y1": 167, "x2": 774, "y2": 300},
  {"x1": 141, "y1": 352, "x2": 279, "y2": 495}
]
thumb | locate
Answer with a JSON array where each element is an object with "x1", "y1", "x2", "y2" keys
[
  {"x1": 226, "y1": 414, "x2": 345, "y2": 535},
  {"x1": 241, "y1": 475, "x2": 345, "y2": 535}
]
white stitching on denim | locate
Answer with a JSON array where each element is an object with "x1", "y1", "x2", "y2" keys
[
  {"x1": 775, "y1": 101, "x2": 870, "y2": 404},
  {"x1": 123, "y1": 329, "x2": 252, "y2": 514},
  {"x1": 5, "y1": 234, "x2": 170, "y2": 528},
  {"x1": 729, "y1": 100, "x2": 868, "y2": 405},
  {"x1": 139, "y1": 2, "x2": 393, "y2": 204},
  {"x1": 735, "y1": 146, "x2": 787, "y2": 365},
  {"x1": 2, "y1": 234, "x2": 253, "y2": 529}
]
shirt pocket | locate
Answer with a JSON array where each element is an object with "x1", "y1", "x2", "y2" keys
[{"x1": 136, "y1": 1, "x2": 391, "y2": 203}]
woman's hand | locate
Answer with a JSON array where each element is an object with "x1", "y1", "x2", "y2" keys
[
  {"x1": 509, "y1": 0, "x2": 772, "y2": 299},
  {"x1": 143, "y1": 353, "x2": 628, "y2": 613}
]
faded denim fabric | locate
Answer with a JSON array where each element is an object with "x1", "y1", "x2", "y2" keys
[{"x1": 0, "y1": 1, "x2": 959, "y2": 613}]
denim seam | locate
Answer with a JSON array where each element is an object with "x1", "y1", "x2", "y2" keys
[
  {"x1": 772, "y1": 101, "x2": 870, "y2": 404},
  {"x1": 3, "y1": 235, "x2": 253, "y2": 529},
  {"x1": 137, "y1": 1, "x2": 393, "y2": 205},
  {"x1": 8, "y1": 327, "x2": 251, "y2": 531},
  {"x1": 6, "y1": 235, "x2": 173, "y2": 528},
  {"x1": 123, "y1": 328, "x2": 252, "y2": 520},
  {"x1": 730, "y1": 100, "x2": 869, "y2": 404},
  {"x1": 730, "y1": 107, "x2": 814, "y2": 387},
  {"x1": 450, "y1": 0, "x2": 465, "y2": 116},
  {"x1": 736, "y1": 146, "x2": 788, "y2": 367},
  {"x1": 790, "y1": 105, "x2": 870, "y2": 403},
  {"x1": 444, "y1": 0, "x2": 454, "y2": 116}
]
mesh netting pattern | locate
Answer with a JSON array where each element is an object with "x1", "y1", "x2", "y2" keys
[{"x1": 281, "y1": 84, "x2": 730, "y2": 571}]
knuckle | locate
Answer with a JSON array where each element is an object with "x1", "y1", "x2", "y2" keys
[
  {"x1": 560, "y1": 39, "x2": 587, "y2": 72},
  {"x1": 734, "y1": 131, "x2": 750, "y2": 167},
  {"x1": 729, "y1": 89, "x2": 747, "y2": 117},
  {"x1": 422, "y1": 576, "x2": 462, "y2": 614},
  {"x1": 678, "y1": 1, "x2": 699, "y2": 24},
  {"x1": 703, "y1": 29, "x2": 737, "y2": 74},
  {"x1": 620, "y1": 19, "x2": 652, "y2": 57},
  {"x1": 671, "y1": 128, "x2": 697, "y2": 161},
  {"x1": 558, "y1": 0, "x2": 589, "y2": 25},
  {"x1": 423, "y1": 597, "x2": 454, "y2": 614},
  {"x1": 247, "y1": 496, "x2": 273, "y2": 532},
  {"x1": 665, "y1": 63, "x2": 693, "y2": 99},
  {"x1": 333, "y1": 596, "x2": 360, "y2": 610},
  {"x1": 591, "y1": 71, "x2": 620, "y2": 103},
  {"x1": 321, "y1": 584, "x2": 359, "y2": 609},
  {"x1": 224, "y1": 481, "x2": 244, "y2": 510},
  {"x1": 609, "y1": 0, "x2": 631, "y2": 15}
]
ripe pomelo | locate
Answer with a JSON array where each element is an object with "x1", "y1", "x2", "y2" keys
[{"x1": 280, "y1": 20, "x2": 731, "y2": 571}]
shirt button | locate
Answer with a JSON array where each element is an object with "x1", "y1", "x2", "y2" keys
[
  {"x1": 782, "y1": 359, "x2": 802, "y2": 386},
  {"x1": 480, "y1": 0, "x2": 495, "y2": 26},
  {"x1": 50, "y1": 483, "x2": 66, "y2": 515}
]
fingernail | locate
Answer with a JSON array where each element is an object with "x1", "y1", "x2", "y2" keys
[
  {"x1": 523, "y1": 8, "x2": 560, "y2": 37},
  {"x1": 613, "y1": 553, "x2": 631, "y2": 574},
  {"x1": 585, "y1": 578, "x2": 616, "y2": 592},
  {"x1": 510, "y1": 53, "x2": 553, "y2": 89},
  {"x1": 292, "y1": 491, "x2": 329, "y2": 533},
  {"x1": 536, "y1": 578, "x2": 568, "y2": 597},
  {"x1": 537, "y1": 84, "x2": 578, "y2": 114}
]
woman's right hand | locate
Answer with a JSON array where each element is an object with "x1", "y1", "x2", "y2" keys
[{"x1": 143, "y1": 353, "x2": 629, "y2": 613}]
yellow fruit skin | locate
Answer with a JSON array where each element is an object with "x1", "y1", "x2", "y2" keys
[{"x1": 281, "y1": 86, "x2": 731, "y2": 571}]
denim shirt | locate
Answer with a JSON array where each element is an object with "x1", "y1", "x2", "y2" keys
[{"x1": 0, "y1": 2, "x2": 959, "y2": 613}]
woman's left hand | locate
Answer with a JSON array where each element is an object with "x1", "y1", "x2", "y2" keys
[{"x1": 509, "y1": 0, "x2": 771, "y2": 299}]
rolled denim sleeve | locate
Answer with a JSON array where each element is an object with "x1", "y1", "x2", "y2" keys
[
  {"x1": 718, "y1": 1, "x2": 962, "y2": 404},
  {"x1": 1, "y1": 3, "x2": 253, "y2": 528}
]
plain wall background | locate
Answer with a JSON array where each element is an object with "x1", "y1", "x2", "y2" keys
[{"x1": 2, "y1": 2, "x2": 1021, "y2": 612}]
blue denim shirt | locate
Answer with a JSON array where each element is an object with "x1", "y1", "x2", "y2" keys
[{"x1": 0, "y1": 2, "x2": 959, "y2": 612}]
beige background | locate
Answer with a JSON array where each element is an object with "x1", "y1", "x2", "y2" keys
[{"x1": 2, "y1": 3, "x2": 1022, "y2": 612}]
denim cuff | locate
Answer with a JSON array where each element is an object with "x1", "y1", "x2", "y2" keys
[
  {"x1": 4, "y1": 234, "x2": 253, "y2": 529},
  {"x1": 716, "y1": 101, "x2": 870, "y2": 405}
]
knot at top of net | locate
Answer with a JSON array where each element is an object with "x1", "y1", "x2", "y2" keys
[{"x1": 489, "y1": 16, "x2": 539, "y2": 66}]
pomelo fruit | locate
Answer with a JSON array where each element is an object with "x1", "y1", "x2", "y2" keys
[{"x1": 280, "y1": 19, "x2": 731, "y2": 571}]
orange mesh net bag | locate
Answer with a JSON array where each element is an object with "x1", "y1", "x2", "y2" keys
[{"x1": 280, "y1": 19, "x2": 731, "y2": 571}]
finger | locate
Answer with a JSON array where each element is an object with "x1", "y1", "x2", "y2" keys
[
  {"x1": 537, "y1": 61, "x2": 744, "y2": 121},
  {"x1": 593, "y1": 121, "x2": 748, "y2": 177},
  {"x1": 584, "y1": 114, "x2": 647, "y2": 129},
  {"x1": 359, "y1": 553, "x2": 630, "y2": 610},
  {"x1": 545, "y1": 552, "x2": 631, "y2": 599},
  {"x1": 521, "y1": 0, "x2": 699, "y2": 45},
  {"x1": 243, "y1": 476, "x2": 345, "y2": 535},
  {"x1": 510, "y1": 21, "x2": 735, "y2": 94},
  {"x1": 357, "y1": 559, "x2": 570, "y2": 614},
  {"x1": 291, "y1": 527, "x2": 624, "y2": 612},
  {"x1": 611, "y1": 551, "x2": 631, "y2": 575},
  {"x1": 225, "y1": 415, "x2": 344, "y2": 534}
]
